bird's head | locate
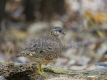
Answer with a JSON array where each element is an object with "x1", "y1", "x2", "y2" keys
[{"x1": 49, "y1": 27, "x2": 65, "y2": 37}]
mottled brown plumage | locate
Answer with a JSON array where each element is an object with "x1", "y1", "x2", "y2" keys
[{"x1": 17, "y1": 27, "x2": 65, "y2": 74}]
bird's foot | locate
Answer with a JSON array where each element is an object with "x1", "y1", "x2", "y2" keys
[
  {"x1": 34, "y1": 70, "x2": 48, "y2": 77},
  {"x1": 32, "y1": 64, "x2": 48, "y2": 77}
]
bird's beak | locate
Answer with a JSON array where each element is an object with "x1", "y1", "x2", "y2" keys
[{"x1": 61, "y1": 31, "x2": 66, "y2": 35}]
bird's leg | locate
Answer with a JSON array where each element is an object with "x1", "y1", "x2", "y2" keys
[
  {"x1": 35, "y1": 62, "x2": 47, "y2": 76},
  {"x1": 31, "y1": 63, "x2": 47, "y2": 77},
  {"x1": 37, "y1": 63, "x2": 44, "y2": 73}
]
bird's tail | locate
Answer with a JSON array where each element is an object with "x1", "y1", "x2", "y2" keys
[{"x1": 16, "y1": 50, "x2": 27, "y2": 57}]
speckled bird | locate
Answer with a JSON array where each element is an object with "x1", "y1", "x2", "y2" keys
[{"x1": 17, "y1": 27, "x2": 65, "y2": 74}]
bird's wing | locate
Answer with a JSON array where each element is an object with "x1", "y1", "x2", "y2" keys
[
  {"x1": 17, "y1": 36, "x2": 62, "y2": 59},
  {"x1": 29, "y1": 36, "x2": 62, "y2": 59}
]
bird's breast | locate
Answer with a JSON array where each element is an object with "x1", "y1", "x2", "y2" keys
[{"x1": 27, "y1": 56, "x2": 57, "y2": 64}]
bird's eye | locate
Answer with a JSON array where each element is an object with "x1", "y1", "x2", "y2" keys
[{"x1": 58, "y1": 29, "x2": 62, "y2": 32}]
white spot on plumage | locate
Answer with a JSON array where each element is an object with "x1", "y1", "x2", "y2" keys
[{"x1": 29, "y1": 52, "x2": 35, "y2": 56}]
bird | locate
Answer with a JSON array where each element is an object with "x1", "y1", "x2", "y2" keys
[{"x1": 17, "y1": 27, "x2": 65, "y2": 74}]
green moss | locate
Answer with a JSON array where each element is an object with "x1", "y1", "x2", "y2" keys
[
  {"x1": 43, "y1": 66, "x2": 107, "y2": 79},
  {"x1": 0, "y1": 62, "x2": 107, "y2": 80}
]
